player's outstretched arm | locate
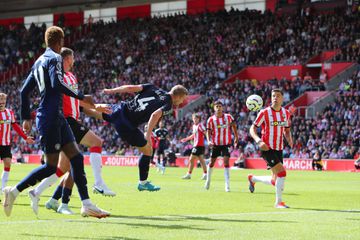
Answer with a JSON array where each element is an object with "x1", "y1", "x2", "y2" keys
[
  {"x1": 180, "y1": 134, "x2": 194, "y2": 143},
  {"x1": 82, "y1": 107, "x2": 104, "y2": 120},
  {"x1": 103, "y1": 85, "x2": 143, "y2": 94}
]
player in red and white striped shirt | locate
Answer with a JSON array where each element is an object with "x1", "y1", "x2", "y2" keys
[
  {"x1": 205, "y1": 100, "x2": 238, "y2": 192},
  {"x1": 249, "y1": 89, "x2": 293, "y2": 209},
  {"x1": 180, "y1": 113, "x2": 207, "y2": 180},
  {"x1": 30, "y1": 48, "x2": 114, "y2": 215},
  {"x1": 0, "y1": 93, "x2": 34, "y2": 192}
]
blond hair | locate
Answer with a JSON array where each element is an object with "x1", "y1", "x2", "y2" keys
[
  {"x1": 170, "y1": 85, "x2": 188, "y2": 96},
  {"x1": 45, "y1": 26, "x2": 64, "y2": 48},
  {"x1": 0, "y1": 93, "x2": 7, "y2": 98}
]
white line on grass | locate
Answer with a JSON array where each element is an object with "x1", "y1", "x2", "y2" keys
[{"x1": 1, "y1": 210, "x2": 354, "y2": 225}]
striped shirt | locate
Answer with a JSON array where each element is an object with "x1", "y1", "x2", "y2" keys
[
  {"x1": 192, "y1": 123, "x2": 205, "y2": 147},
  {"x1": 254, "y1": 107, "x2": 291, "y2": 151},
  {"x1": 62, "y1": 72, "x2": 80, "y2": 120},
  {"x1": 0, "y1": 109, "x2": 15, "y2": 145},
  {"x1": 206, "y1": 114, "x2": 234, "y2": 146}
]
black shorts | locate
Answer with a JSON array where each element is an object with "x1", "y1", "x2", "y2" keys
[
  {"x1": 157, "y1": 144, "x2": 167, "y2": 155},
  {"x1": 37, "y1": 116, "x2": 75, "y2": 154},
  {"x1": 0, "y1": 145, "x2": 12, "y2": 159},
  {"x1": 261, "y1": 149, "x2": 283, "y2": 168},
  {"x1": 210, "y1": 145, "x2": 231, "y2": 158},
  {"x1": 103, "y1": 103, "x2": 147, "y2": 148},
  {"x1": 191, "y1": 146, "x2": 205, "y2": 156},
  {"x1": 66, "y1": 117, "x2": 90, "y2": 144}
]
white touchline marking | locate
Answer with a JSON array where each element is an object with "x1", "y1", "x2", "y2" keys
[{"x1": 0, "y1": 210, "x2": 357, "y2": 225}]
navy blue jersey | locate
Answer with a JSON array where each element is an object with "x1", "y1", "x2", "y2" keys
[
  {"x1": 20, "y1": 48, "x2": 84, "y2": 122},
  {"x1": 123, "y1": 84, "x2": 173, "y2": 126},
  {"x1": 155, "y1": 128, "x2": 169, "y2": 145}
]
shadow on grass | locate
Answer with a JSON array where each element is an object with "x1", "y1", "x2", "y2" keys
[
  {"x1": 169, "y1": 215, "x2": 296, "y2": 223},
  {"x1": 292, "y1": 207, "x2": 360, "y2": 213},
  {"x1": 67, "y1": 220, "x2": 211, "y2": 231},
  {"x1": 110, "y1": 215, "x2": 178, "y2": 221},
  {"x1": 21, "y1": 234, "x2": 139, "y2": 240}
]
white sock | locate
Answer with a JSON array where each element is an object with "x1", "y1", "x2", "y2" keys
[
  {"x1": 82, "y1": 199, "x2": 92, "y2": 206},
  {"x1": 1, "y1": 170, "x2": 10, "y2": 190},
  {"x1": 11, "y1": 186, "x2": 20, "y2": 197},
  {"x1": 224, "y1": 167, "x2": 230, "y2": 187},
  {"x1": 206, "y1": 165, "x2": 213, "y2": 182},
  {"x1": 34, "y1": 173, "x2": 59, "y2": 196},
  {"x1": 252, "y1": 175, "x2": 273, "y2": 185},
  {"x1": 139, "y1": 180, "x2": 147, "y2": 185},
  {"x1": 90, "y1": 152, "x2": 104, "y2": 186},
  {"x1": 275, "y1": 177, "x2": 285, "y2": 204}
]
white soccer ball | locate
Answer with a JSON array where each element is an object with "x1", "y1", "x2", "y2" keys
[{"x1": 246, "y1": 94, "x2": 263, "y2": 112}]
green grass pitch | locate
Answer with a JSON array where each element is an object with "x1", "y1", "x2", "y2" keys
[{"x1": 0, "y1": 164, "x2": 359, "y2": 240}]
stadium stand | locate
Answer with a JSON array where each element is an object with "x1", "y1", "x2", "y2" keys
[{"x1": 0, "y1": 7, "x2": 359, "y2": 160}]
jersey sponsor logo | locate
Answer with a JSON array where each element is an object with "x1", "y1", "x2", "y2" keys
[
  {"x1": 270, "y1": 121, "x2": 288, "y2": 127},
  {"x1": 0, "y1": 120, "x2": 11, "y2": 124},
  {"x1": 216, "y1": 123, "x2": 229, "y2": 129}
]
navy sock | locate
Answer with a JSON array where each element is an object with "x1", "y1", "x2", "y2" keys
[
  {"x1": 162, "y1": 158, "x2": 167, "y2": 167},
  {"x1": 52, "y1": 185, "x2": 63, "y2": 200},
  {"x1": 16, "y1": 164, "x2": 57, "y2": 192},
  {"x1": 139, "y1": 155, "x2": 151, "y2": 181},
  {"x1": 62, "y1": 187, "x2": 72, "y2": 204},
  {"x1": 70, "y1": 154, "x2": 89, "y2": 200}
]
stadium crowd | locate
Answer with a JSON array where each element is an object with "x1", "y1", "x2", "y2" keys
[{"x1": 0, "y1": 8, "x2": 359, "y2": 160}]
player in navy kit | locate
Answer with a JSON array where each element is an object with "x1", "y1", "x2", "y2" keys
[
  {"x1": 155, "y1": 121, "x2": 169, "y2": 174},
  {"x1": 96, "y1": 84, "x2": 188, "y2": 191},
  {"x1": 2, "y1": 26, "x2": 110, "y2": 218}
]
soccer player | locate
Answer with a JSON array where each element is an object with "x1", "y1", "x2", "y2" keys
[
  {"x1": 180, "y1": 113, "x2": 207, "y2": 180},
  {"x1": 98, "y1": 84, "x2": 188, "y2": 191},
  {"x1": 248, "y1": 88, "x2": 293, "y2": 209},
  {"x1": 155, "y1": 121, "x2": 169, "y2": 174},
  {"x1": 2, "y1": 26, "x2": 110, "y2": 218},
  {"x1": 205, "y1": 100, "x2": 238, "y2": 192},
  {"x1": 29, "y1": 47, "x2": 115, "y2": 215},
  {"x1": 0, "y1": 93, "x2": 35, "y2": 192}
]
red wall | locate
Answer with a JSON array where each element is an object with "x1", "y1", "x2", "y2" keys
[
  {"x1": 0, "y1": 17, "x2": 24, "y2": 26},
  {"x1": 226, "y1": 65, "x2": 304, "y2": 83},
  {"x1": 322, "y1": 62, "x2": 354, "y2": 79},
  {"x1": 307, "y1": 50, "x2": 338, "y2": 64},
  {"x1": 53, "y1": 12, "x2": 84, "y2": 27},
  {"x1": 20, "y1": 154, "x2": 358, "y2": 172},
  {"x1": 266, "y1": 0, "x2": 278, "y2": 12},
  {"x1": 117, "y1": 5, "x2": 151, "y2": 20},
  {"x1": 187, "y1": 0, "x2": 224, "y2": 15}
]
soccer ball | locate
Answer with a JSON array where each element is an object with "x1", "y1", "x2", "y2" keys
[{"x1": 246, "y1": 94, "x2": 263, "y2": 112}]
